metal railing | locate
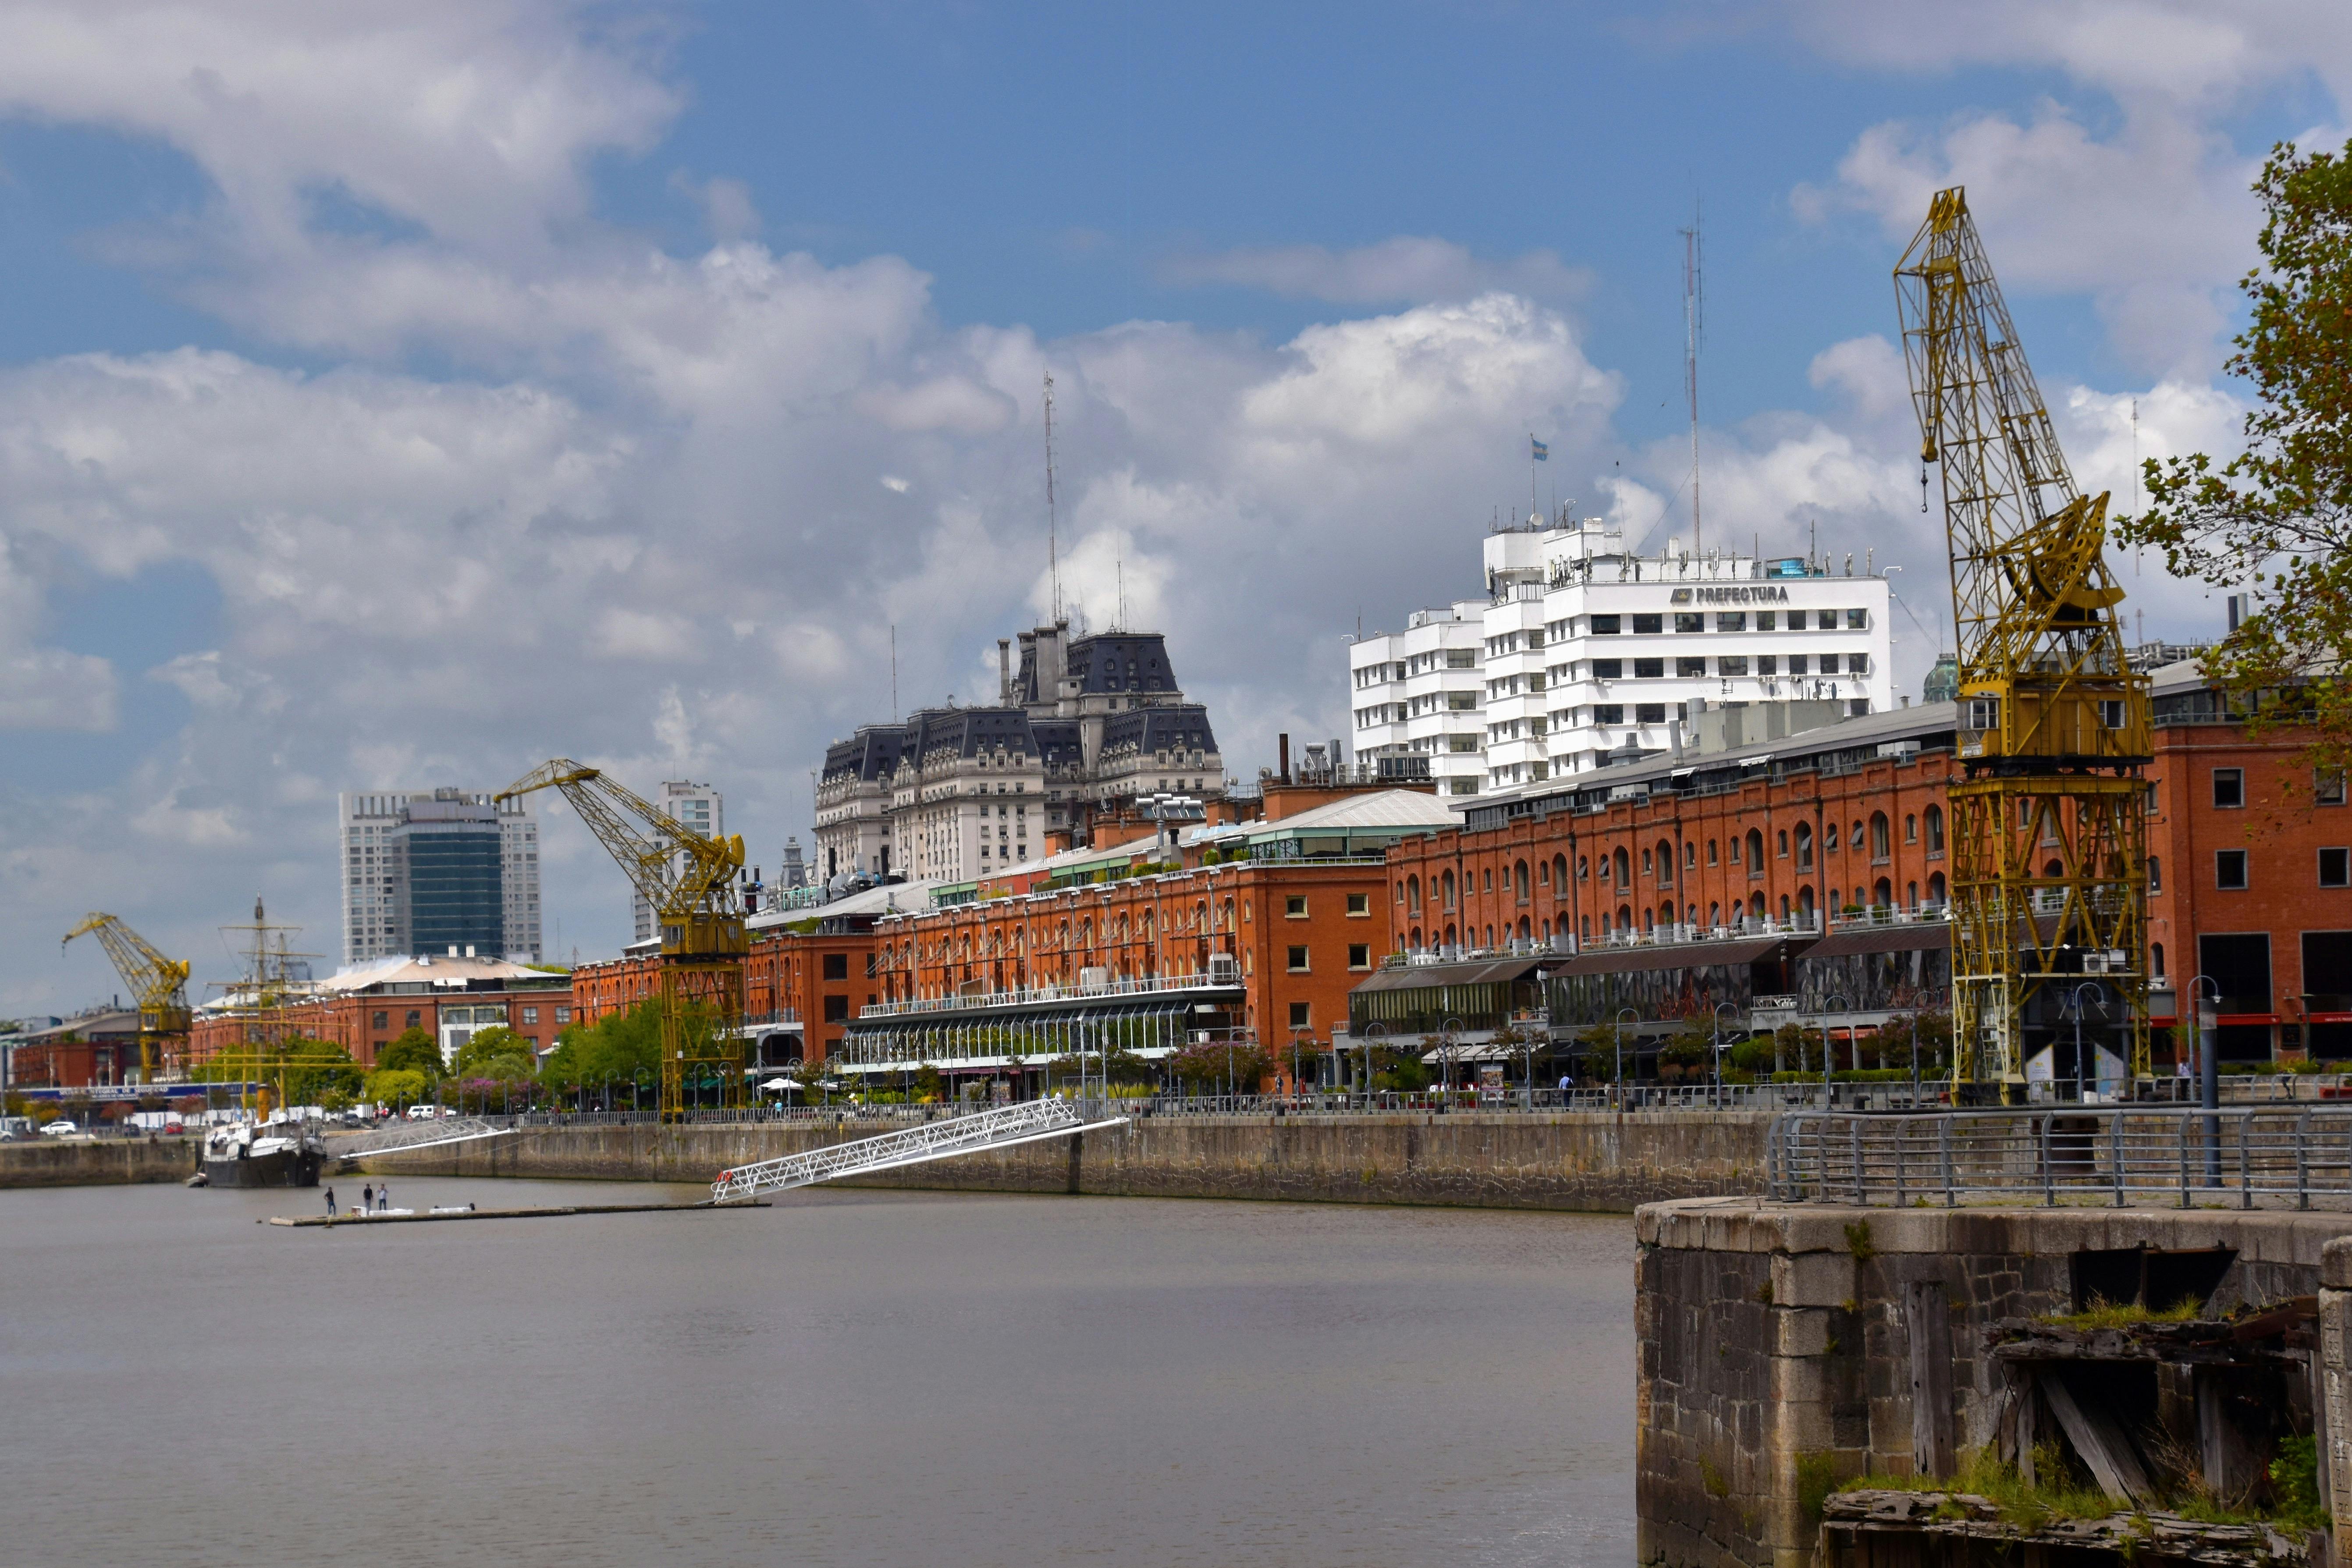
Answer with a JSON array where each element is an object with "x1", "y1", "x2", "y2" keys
[
  {"x1": 859, "y1": 971, "x2": 1238, "y2": 1019},
  {"x1": 1768, "y1": 1105, "x2": 2352, "y2": 1210},
  {"x1": 710, "y1": 1098, "x2": 1126, "y2": 1202}
]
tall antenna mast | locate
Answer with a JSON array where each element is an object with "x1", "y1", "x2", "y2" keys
[
  {"x1": 1682, "y1": 202, "x2": 1703, "y2": 555},
  {"x1": 1043, "y1": 370, "x2": 1062, "y2": 623},
  {"x1": 889, "y1": 622, "x2": 899, "y2": 721}
]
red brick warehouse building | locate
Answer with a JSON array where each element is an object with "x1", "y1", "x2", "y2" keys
[{"x1": 1369, "y1": 660, "x2": 2350, "y2": 1072}]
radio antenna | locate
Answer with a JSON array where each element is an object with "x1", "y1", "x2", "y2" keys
[
  {"x1": 1044, "y1": 370, "x2": 1062, "y2": 623},
  {"x1": 1682, "y1": 200, "x2": 1704, "y2": 555}
]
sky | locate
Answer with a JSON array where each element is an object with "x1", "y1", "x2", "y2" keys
[{"x1": 4, "y1": 0, "x2": 2344, "y2": 1015}]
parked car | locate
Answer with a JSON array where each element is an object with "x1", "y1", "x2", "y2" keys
[
  {"x1": 404, "y1": 1105, "x2": 441, "y2": 1120},
  {"x1": 39, "y1": 1120, "x2": 78, "y2": 1137}
]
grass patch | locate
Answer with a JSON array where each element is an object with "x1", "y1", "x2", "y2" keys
[
  {"x1": 1844, "y1": 1220, "x2": 1876, "y2": 1261},
  {"x1": 2036, "y1": 1295, "x2": 2203, "y2": 1331},
  {"x1": 1839, "y1": 1445, "x2": 2116, "y2": 1529}
]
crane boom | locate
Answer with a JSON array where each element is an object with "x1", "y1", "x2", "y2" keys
[
  {"x1": 63, "y1": 913, "x2": 192, "y2": 1081},
  {"x1": 497, "y1": 761, "x2": 748, "y2": 1118},
  {"x1": 1894, "y1": 188, "x2": 2151, "y2": 1094}
]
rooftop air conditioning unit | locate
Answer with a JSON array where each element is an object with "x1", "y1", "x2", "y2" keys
[{"x1": 1207, "y1": 953, "x2": 1240, "y2": 985}]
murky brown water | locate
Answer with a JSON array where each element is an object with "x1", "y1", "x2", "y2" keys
[{"x1": 0, "y1": 1178, "x2": 1635, "y2": 1567}]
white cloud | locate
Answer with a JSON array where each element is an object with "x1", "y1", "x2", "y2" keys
[
  {"x1": 1162, "y1": 236, "x2": 1591, "y2": 305},
  {"x1": 0, "y1": 531, "x2": 119, "y2": 732}
]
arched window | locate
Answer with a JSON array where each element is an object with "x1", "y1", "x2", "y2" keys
[
  {"x1": 1657, "y1": 840, "x2": 1675, "y2": 886},
  {"x1": 2151, "y1": 941, "x2": 2166, "y2": 978},
  {"x1": 1794, "y1": 822, "x2": 1814, "y2": 871},
  {"x1": 2148, "y1": 857, "x2": 2162, "y2": 894},
  {"x1": 1906, "y1": 880, "x2": 1918, "y2": 909},
  {"x1": 1553, "y1": 853, "x2": 1568, "y2": 891},
  {"x1": 1514, "y1": 860, "x2": 1530, "y2": 902},
  {"x1": 1824, "y1": 821, "x2": 1840, "y2": 853},
  {"x1": 1407, "y1": 875, "x2": 1422, "y2": 913},
  {"x1": 1798, "y1": 886, "x2": 1816, "y2": 920},
  {"x1": 1924, "y1": 804, "x2": 1944, "y2": 853},
  {"x1": 1642, "y1": 848, "x2": 1652, "y2": 875},
  {"x1": 1517, "y1": 915, "x2": 1531, "y2": 940},
  {"x1": 1776, "y1": 828, "x2": 1789, "y2": 859},
  {"x1": 1577, "y1": 855, "x2": 1589, "y2": 882},
  {"x1": 1869, "y1": 812, "x2": 1890, "y2": 860},
  {"x1": 1396, "y1": 878, "x2": 1406, "y2": 904},
  {"x1": 1642, "y1": 907, "x2": 1655, "y2": 933},
  {"x1": 1904, "y1": 813, "x2": 1918, "y2": 844},
  {"x1": 1618, "y1": 903, "x2": 1634, "y2": 930},
  {"x1": 1874, "y1": 877, "x2": 1892, "y2": 908},
  {"x1": 1441, "y1": 870, "x2": 1456, "y2": 909},
  {"x1": 1536, "y1": 859, "x2": 1549, "y2": 888},
  {"x1": 1707, "y1": 839, "x2": 1720, "y2": 866},
  {"x1": 1482, "y1": 868, "x2": 1493, "y2": 894},
  {"x1": 1708, "y1": 901, "x2": 1721, "y2": 926},
  {"x1": 1751, "y1": 892, "x2": 1766, "y2": 920},
  {"x1": 1613, "y1": 847, "x2": 1631, "y2": 886},
  {"x1": 1927, "y1": 871, "x2": 1946, "y2": 905},
  {"x1": 1484, "y1": 924, "x2": 1496, "y2": 947},
  {"x1": 1746, "y1": 828, "x2": 1764, "y2": 871},
  {"x1": 1410, "y1": 925, "x2": 1423, "y2": 949}
]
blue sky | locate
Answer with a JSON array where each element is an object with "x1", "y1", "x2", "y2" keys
[{"x1": 1, "y1": 0, "x2": 2341, "y2": 1012}]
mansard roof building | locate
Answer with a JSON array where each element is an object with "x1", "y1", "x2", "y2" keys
[{"x1": 815, "y1": 620, "x2": 1228, "y2": 886}]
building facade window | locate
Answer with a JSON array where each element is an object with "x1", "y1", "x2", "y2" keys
[
  {"x1": 2217, "y1": 849, "x2": 2249, "y2": 890},
  {"x1": 2322, "y1": 848, "x2": 2350, "y2": 889},
  {"x1": 2213, "y1": 768, "x2": 2245, "y2": 808},
  {"x1": 1348, "y1": 943, "x2": 1371, "y2": 969},
  {"x1": 1286, "y1": 945, "x2": 1310, "y2": 971}
]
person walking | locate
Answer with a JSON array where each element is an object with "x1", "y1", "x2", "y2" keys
[{"x1": 324, "y1": 1185, "x2": 337, "y2": 1218}]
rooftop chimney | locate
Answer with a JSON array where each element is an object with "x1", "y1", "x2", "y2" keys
[
  {"x1": 1278, "y1": 732, "x2": 1291, "y2": 784},
  {"x1": 998, "y1": 638, "x2": 1012, "y2": 703}
]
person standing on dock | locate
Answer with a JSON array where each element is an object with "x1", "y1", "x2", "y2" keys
[
  {"x1": 376, "y1": 1182, "x2": 388, "y2": 1212},
  {"x1": 324, "y1": 1185, "x2": 337, "y2": 1218},
  {"x1": 362, "y1": 1182, "x2": 373, "y2": 1212}
]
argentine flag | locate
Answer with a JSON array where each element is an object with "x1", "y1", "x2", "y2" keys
[{"x1": 1530, "y1": 436, "x2": 1549, "y2": 461}]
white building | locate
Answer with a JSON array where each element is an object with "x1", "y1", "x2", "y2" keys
[
  {"x1": 1350, "y1": 516, "x2": 1894, "y2": 793},
  {"x1": 632, "y1": 780, "x2": 725, "y2": 944},
  {"x1": 1348, "y1": 599, "x2": 1489, "y2": 796},
  {"x1": 339, "y1": 789, "x2": 541, "y2": 967}
]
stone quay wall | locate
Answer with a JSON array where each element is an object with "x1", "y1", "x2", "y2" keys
[
  {"x1": 1635, "y1": 1200, "x2": 2352, "y2": 1568},
  {"x1": 350, "y1": 1110, "x2": 1770, "y2": 1212},
  {"x1": 0, "y1": 1136, "x2": 200, "y2": 1188}
]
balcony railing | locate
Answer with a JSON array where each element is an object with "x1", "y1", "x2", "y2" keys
[{"x1": 859, "y1": 971, "x2": 1241, "y2": 1020}]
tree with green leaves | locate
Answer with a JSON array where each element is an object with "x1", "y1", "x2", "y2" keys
[
  {"x1": 537, "y1": 1001, "x2": 662, "y2": 1099},
  {"x1": 375, "y1": 1026, "x2": 443, "y2": 1078},
  {"x1": 452, "y1": 1024, "x2": 536, "y2": 1080},
  {"x1": 2119, "y1": 139, "x2": 2352, "y2": 782}
]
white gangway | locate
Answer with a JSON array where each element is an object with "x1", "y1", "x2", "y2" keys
[{"x1": 710, "y1": 1098, "x2": 1128, "y2": 1203}]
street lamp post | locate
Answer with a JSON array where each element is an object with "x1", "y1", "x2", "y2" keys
[
  {"x1": 1816, "y1": 994, "x2": 1849, "y2": 1109},
  {"x1": 1712, "y1": 1002, "x2": 1740, "y2": 1107},
  {"x1": 2187, "y1": 973, "x2": 2223, "y2": 1185},
  {"x1": 1613, "y1": 1007, "x2": 1638, "y2": 1109},
  {"x1": 1440, "y1": 1015, "x2": 1464, "y2": 1106},
  {"x1": 1360, "y1": 1021, "x2": 1387, "y2": 1108}
]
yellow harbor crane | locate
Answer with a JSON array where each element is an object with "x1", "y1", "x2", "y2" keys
[
  {"x1": 61, "y1": 913, "x2": 192, "y2": 1083},
  {"x1": 497, "y1": 761, "x2": 748, "y2": 1119},
  {"x1": 1895, "y1": 187, "x2": 2152, "y2": 1096}
]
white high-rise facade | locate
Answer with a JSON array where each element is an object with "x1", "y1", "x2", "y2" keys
[
  {"x1": 1347, "y1": 600, "x2": 1490, "y2": 796},
  {"x1": 339, "y1": 789, "x2": 541, "y2": 969},
  {"x1": 1350, "y1": 516, "x2": 1895, "y2": 794},
  {"x1": 632, "y1": 781, "x2": 725, "y2": 944}
]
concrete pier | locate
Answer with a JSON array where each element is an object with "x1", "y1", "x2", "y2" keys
[{"x1": 349, "y1": 1110, "x2": 1771, "y2": 1212}]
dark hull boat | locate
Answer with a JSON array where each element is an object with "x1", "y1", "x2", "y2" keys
[{"x1": 198, "y1": 1127, "x2": 323, "y2": 1188}]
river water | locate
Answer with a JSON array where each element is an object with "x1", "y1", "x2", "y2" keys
[{"x1": 0, "y1": 1178, "x2": 1634, "y2": 1568}]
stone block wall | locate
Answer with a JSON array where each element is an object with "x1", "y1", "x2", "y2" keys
[{"x1": 1636, "y1": 1200, "x2": 2348, "y2": 1568}]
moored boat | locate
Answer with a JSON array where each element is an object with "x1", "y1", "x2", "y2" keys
[{"x1": 200, "y1": 1121, "x2": 323, "y2": 1188}]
